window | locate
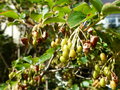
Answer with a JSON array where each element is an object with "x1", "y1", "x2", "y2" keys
[{"x1": 108, "y1": 18, "x2": 115, "y2": 24}]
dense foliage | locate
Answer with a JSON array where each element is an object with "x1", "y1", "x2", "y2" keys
[{"x1": 0, "y1": 0, "x2": 120, "y2": 89}]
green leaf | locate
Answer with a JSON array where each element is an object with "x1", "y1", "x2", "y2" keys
[
  {"x1": 71, "y1": 84, "x2": 79, "y2": 90},
  {"x1": 0, "y1": 10, "x2": 19, "y2": 19},
  {"x1": 80, "y1": 57, "x2": 88, "y2": 64},
  {"x1": 31, "y1": 13, "x2": 42, "y2": 22},
  {"x1": 23, "y1": 56, "x2": 33, "y2": 64},
  {"x1": 43, "y1": 17, "x2": 65, "y2": 24},
  {"x1": 53, "y1": 6, "x2": 71, "y2": 14},
  {"x1": 45, "y1": 0, "x2": 55, "y2": 9},
  {"x1": 38, "y1": 48, "x2": 55, "y2": 63},
  {"x1": 90, "y1": 0, "x2": 103, "y2": 12},
  {"x1": 82, "y1": 14, "x2": 96, "y2": 22},
  {"x1": 53, "y1": 6, "x2": 71, "y2": 18},
  {"x1": 112, "y1": 0, "x2": 120, "y2": 6},
  {"x1": 0, "y1": 4, "x2": 6, "y2": 9},
  {"x1": 55, "y1": 0, "x2": 71, "y2": 5},
  {"x1": 44, "y1": 13, "x2": 53, "y2": 19},
  {"x1": 0, "y1": 83, "x2": 8, "y2": 90},
  {"x1": 81, "y1": 5, "x2": 97, "y2": 22},
  {"x1": 67, "y1": 11, "x2": 86, "y2": 28},
  {"x1": 32, "y1": 57, "x2": 40, "y2": 64},
  {"x1": 7, "y1": 22, "x2": 19, "y2": 26},
  {"x1": 9, "y1": 81, "x2": 18, "y2": 87},
  {"x1": 101, "y1": 3, "x2": 120, "y2": 15},
  {"x1": 28, "y1": 0, "x2": 42, "y2": 3},
  {"x1": 15, "y1": 63, "x2": 30, "y2": 70},
  {"x1": 73, "y1": 2, "x2": 92, "y2": 15}
]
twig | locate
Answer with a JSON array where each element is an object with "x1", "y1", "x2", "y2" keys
[
  {"x1": 45, "y1": 55, "x2": 54, "y2": 71},
  {"x1": 79, "y1": 28, "x2": 87, "y2": 40},
  {"x1": 45, "y1": 79, "x2": 48, "y2": 90},
  {"x1": 75, "y1": 74, "x2": 91, "y2": 79},
  {"x1": 0, "y1": 52, "x2": 9, "y2": 68},
  {"x1": 49, "y1": 65, "x2": 80, "y2": 72},
  {"x1": 41, "y1": 54, "x2": 54, "y2": 76},
  {"x1": 100, "y1": 57, "x2": 112, "y2": 72}
]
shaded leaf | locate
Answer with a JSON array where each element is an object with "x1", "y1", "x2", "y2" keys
[
  {"x1": 82, "y1": 14, "x2": 96, "y2": 22},
  {"x1": 7, "y1": 22, "x2": 19, "y2": 26},
  {"x1": 90, "y1": 0, "x2": 103, "y2": 12},
  {"x1": 96, "y1": 30, "x2": 120, "y2": 52},
  {"x1": 112, "y1": 0, "x2": 120, "y2": 6},
  {"x1": 15, "y1": 63, "x2": 30, "y2": 70},
  {"x1": 38, "y1": 48, "x2": 55, "y2": 63},
  {"x1": 67, "y1": 11, "x2": 86, "y2": 28},
  {"x1": 102, "y1": 3, "x2": 120, "y2": 15},
  {"x1": 0, "y1": 83, "x2": 8, "y2": 90}
]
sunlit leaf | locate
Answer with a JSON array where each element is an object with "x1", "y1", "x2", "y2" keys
[
  {"x1": 23, "y1": 56, "x2": 33, "y2": 64},
  {"x1": 32, "y1": 57, "x2": 40, "y2": 64},
  {"x1": 44, "y1": 17, "x2": 65, "y2": 24},
  {"x1": 30, "y1": 13, "x2": 42, "y2": 22},
  {"x1": 44, "y1": 13, "x2": 53, "y2": 19},
  {"x1": 45, "y1": 0, "x2": 55, "y2": 9},
  {"x1": 0, "y1": 10, "x2": 19, "y2": 19},
  {"x1": 55, "y1": 0, "x2": 71, "y2": 5},
  {"x1": 28, "y1": 0, "x2": 42, "y2": 3},
  {"x1": 73, "y1": 2, "x2": 92, "y2": 15},
  {"x1": 53, "y1": 6, "x2": 71, "y2": 14}
]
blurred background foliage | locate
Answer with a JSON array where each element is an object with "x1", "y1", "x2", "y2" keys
[{"x1": 0, "y1": 0, "x2": 120, "y2": 89}]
